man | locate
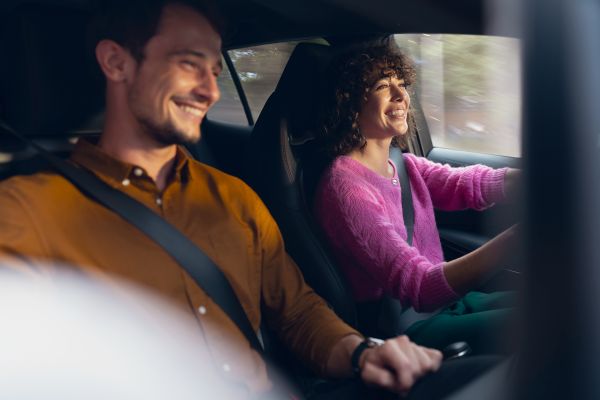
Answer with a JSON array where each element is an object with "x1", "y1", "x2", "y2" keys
[{"x1": 0, "y1": 0, "x2": 491, "y2": 398}]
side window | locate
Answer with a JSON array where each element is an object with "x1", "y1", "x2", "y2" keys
[
  {"x1": 395, "y1": 34, "x2": 522, "y2": 158},
  {"x1": 207, "y1": 59, "x2": 247, "y2": 125},
  {"x1": 208, "y1": 41, "x2": 301, "y2": 125}
]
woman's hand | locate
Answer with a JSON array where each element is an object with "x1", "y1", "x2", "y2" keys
[
  {"x1": 504, "y1": 168, "x2": 522, "y2": 201},
  {"x1": 443, "y1": 224, "x2": 520, "y2": 295}
]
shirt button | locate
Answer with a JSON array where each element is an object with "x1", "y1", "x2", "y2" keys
[
  {"x1": 155, "y1": 197, "x2": 163, "y2": 206},
  {"x1": 121, "y1": 179, "x2": 131, "y2": 186},
  {"x1": 198, "y1": 305, "x2": 207, "y2": 315},
  {"x1": 391, "y1": 178, "x2": 399, "y2": 185},
  {"x1": 133, "y1": 167, "x2": 143, "y2": 177},
  {"x1": 222, "y1": 363, "x2": 231, "y2": 372}
]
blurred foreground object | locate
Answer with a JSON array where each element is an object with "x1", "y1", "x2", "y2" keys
[{"x1": 0, "y1": 265, "x2": 242, "y2": 400}]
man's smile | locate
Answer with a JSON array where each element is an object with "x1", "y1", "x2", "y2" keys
[{"x1": 171, "y1": 99, "x2": 206, "y2": 120}]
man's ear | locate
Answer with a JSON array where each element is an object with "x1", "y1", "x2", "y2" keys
[{"x1": 95, "y1": 39, "x2": 136, "y2": 83}]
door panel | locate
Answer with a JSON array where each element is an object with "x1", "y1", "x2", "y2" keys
[{"x1": 427, "y1": 147, "x2": 521, "y2": 261}]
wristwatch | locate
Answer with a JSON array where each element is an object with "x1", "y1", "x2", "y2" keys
[{"x1": 351, "y1": 337, "x2": 384, "y2": 377}]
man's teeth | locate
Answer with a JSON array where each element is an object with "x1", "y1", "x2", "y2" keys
[
  {"x1": 387, "y1": 109, "x2": 405, "y2": 117},
  {"x1": 178, "y1": 104, "x2": 203, "y2": 117}
]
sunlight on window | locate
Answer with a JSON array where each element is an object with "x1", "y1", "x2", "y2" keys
[
  {"x1": 395, "y1": 34, "x2": 522, "y2": 157},
  {"x1": 229, "y1": 42, "x2": 301, "y2": 119}
]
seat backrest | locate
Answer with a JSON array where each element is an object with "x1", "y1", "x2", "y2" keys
[
  {"x1": 0, "y1": 3, "x2": 104, "y2": 177},
  {"x1": 0, "y1": 3, "x2": 221, "y2": 177},
  {"x1": 0, "y1": 4, "x2": 107, "y2": 135},
  {"x1": 245, "y1": 43, "x2": 358, "y2": 327}
]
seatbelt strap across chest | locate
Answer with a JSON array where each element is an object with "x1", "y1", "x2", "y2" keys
[
  {"x1": 391, "y1": 147, "x2": 414, "y2": 245},
  {"x1": 1, "y1": 121, "x2": 264, "y2": 354}
]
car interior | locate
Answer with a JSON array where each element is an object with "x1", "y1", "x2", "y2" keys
[{"x1": 2, "y1": 0, "x2": 599, "y2": 398}]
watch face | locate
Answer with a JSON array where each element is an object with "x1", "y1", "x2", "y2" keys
[{"x1": 367, "y1": 337, "x2": 385, "y2": 347}]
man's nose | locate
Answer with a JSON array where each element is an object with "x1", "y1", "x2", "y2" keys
[{"x1": 193, "y1": 70, "x2": 220, "y2": 106}]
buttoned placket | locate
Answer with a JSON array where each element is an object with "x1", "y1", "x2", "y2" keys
[
  {"x1": 120, "y1": 166, "x2": 167, "y2": 214},
  {"x1": 194, "y1": 303, "x2": 231, "y2": 373}
]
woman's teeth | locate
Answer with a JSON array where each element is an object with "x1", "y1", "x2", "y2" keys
[{"x1": 387, "y1": 109, "x2": 405, "y2": 117}]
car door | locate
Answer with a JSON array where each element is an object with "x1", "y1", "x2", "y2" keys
[{"x1": 395, "y1": 34, "x2": 522, "y2": 265}]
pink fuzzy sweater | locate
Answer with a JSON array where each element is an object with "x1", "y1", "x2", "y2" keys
[{"x1": 314, "y1": 154, "x2": 508, "y2": 312}]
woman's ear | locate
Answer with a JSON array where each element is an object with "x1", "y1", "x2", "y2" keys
[{"x1": 95, "y1": 39, "x2": 135, "y2": 83}]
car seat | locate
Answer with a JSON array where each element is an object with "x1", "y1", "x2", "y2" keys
[
  {"x1": 245, "y1": 43, "x2": 360, "y2": 328},
  {"x1": 246, "y1": 41, "x2": 440, "y2": 339},
  {"x1": 0, "y1": 4, "x2": 105, "y2": 178}
]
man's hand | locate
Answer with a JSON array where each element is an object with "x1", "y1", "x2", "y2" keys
[
  {"x1": 326, "y1": 334, "x2": 441, "y2": 395},
  {"x1": 359, "y1": 335, "x2": 442, "y2": 395}
]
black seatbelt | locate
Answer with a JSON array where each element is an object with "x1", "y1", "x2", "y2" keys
[
  {"x1": 390, "y1": 147, "x2": 414, "y2": 246},
  {"x1": 356, "y1": 148, "x2": 424, "y2": 338},
  {"x1": 0, "y1": 121, "x2": 263, "y2": 354}
]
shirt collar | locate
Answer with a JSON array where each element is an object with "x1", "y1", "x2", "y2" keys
[{"x1": 70, "y1": 139, "x2": 192, "y2": 187}]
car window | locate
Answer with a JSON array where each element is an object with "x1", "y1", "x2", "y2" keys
[
  {"x1": 209, "y1": 41, "x2": 301, "y2": 125},
  {"x1": 395, "y1": 34, "x2": 522, "y2": 158},
  {"x1": 207, "y1": 60, "x2": 248, "y2": 125}
]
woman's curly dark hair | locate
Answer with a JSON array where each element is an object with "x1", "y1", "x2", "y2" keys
[{"x1": 319, "y1": 42, "x2": 417, "y2": 156}]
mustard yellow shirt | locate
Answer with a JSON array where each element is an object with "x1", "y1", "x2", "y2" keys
[{"x1": 0, "y1": 140, "x2": 358, "y2": 391}]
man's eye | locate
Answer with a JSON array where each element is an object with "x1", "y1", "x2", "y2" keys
[
  {"x1": 181, "y1": 60, "x2": 199, "y2": 70},
  {"x1": 376, "y1": 84, "x2": 389, "y2": 90}
]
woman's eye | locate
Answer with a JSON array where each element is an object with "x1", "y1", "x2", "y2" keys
[{"x1": 375, "y1": 84, "x2": 389, "y2": 90}]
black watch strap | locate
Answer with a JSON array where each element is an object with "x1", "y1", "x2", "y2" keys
[{"x1": 351, "y1": 337, "x2": 384, "y2": 377}]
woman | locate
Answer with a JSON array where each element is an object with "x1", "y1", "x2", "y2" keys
[{"x1": 314, "y1": 42, "x2": 519, "y2": 354}]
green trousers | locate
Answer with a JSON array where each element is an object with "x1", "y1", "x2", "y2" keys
[{"x1": 405, "y1": 291, "x2": 516, "y2": 355}]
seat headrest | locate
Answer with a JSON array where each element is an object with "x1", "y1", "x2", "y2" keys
[
  {"x1": 271, "y1": 42, "x2": 335, "y2": 146},
  {"x1": 0, "y1": 4, "x2": 104, "y2": 139}
]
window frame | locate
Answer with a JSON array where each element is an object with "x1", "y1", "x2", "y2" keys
[
  {"x1": 218, "y1": 36, "x2": 523, "y2": 164},
  {"x1": 221, "y1": 50, "x2": 255, "y2": 125}
]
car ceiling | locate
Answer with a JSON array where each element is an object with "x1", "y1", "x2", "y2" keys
[
  {"x1": 0, "y1": 0, "x2": 486, "y2": 48},
  {"x1": 220, "y1": 0, "x2": 485, "y2": 47}
]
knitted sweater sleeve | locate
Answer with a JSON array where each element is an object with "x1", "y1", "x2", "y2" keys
[
  {"x1": 407, "y1": 154, "x2": 508, "y2": 211},
  {"x1": 318, "y1": 176, "x2": 458, "y2": 312}
]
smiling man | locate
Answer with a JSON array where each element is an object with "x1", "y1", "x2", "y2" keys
[
  {"x1": 94, "y1": 1, "x2": 222, "y2": 190},
  {"x1": 0, "y1": 0, "x2": 498, "y2": 398}
]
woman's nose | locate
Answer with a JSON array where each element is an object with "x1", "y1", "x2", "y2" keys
[{"x1": 391, "y1": 85, "x2": 406, "y2": 101}]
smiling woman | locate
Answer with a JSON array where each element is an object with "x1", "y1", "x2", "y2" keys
[
  {"x1": 314, "y1": 41, "x2": 520, "y2": 355},
  {"x1": 319, "y1": 42, "x2": 416, "y2": 156},
  {"x1": 359, "y1": 75, "x2": 411, "y2": 146}
]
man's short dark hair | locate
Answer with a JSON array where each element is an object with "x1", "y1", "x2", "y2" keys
[{"x1": 88, "y1": 0, "x2": 226, "y2": 62}]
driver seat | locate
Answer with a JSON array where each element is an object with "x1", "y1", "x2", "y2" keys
[{"x1": 246, "y1": 42, "x2": 429, "y2": 337}]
